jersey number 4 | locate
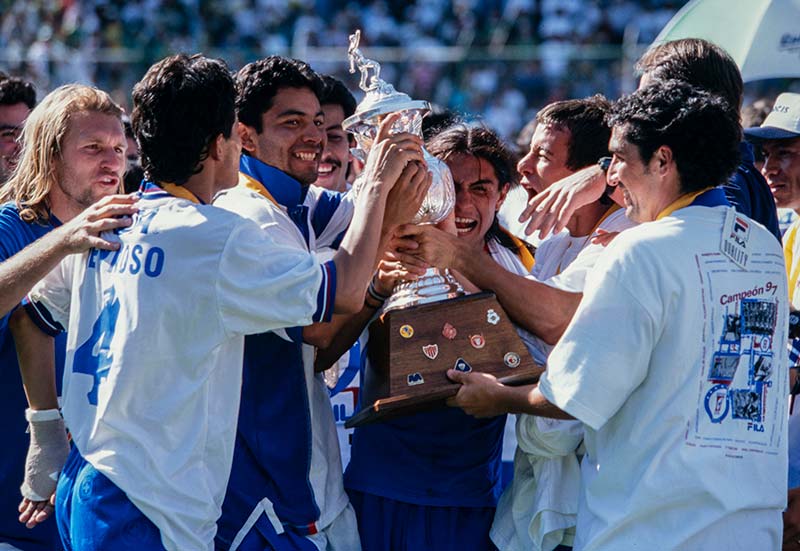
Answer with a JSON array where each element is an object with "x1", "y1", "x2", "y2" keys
[{"x1": 73, "y1": 287, "x2": 120, "y2": 406}]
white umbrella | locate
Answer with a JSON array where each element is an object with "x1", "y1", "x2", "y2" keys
[{"x1": 654, "y1": 0, "x2": 800, "y2": 82}]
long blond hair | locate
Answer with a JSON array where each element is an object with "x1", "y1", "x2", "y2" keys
[{"x1": 0, "y1": 84, "x2": 123, "y2": 223}]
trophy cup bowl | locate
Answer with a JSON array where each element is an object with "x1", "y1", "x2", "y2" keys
[{"x1": 343, "y1": 32, "x2": 462, "y2": 310}]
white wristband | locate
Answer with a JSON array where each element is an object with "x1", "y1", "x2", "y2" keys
[{"x1": 25, "y1": 408, "x2": 62, "y2": 423}]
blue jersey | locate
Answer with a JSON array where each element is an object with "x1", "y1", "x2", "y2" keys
[
  {"x1": 723, "y1": 141, "x2": 781, "y2": 242},
  {"x1": 0, "y1": 202, "x2": 64, "y2": 551},
  {"x1": 215, "y1": 157, "x2": 353, "y2": 549},
  {"x1": 345, "y1": 409, "x2": 506, "y2": 507}
]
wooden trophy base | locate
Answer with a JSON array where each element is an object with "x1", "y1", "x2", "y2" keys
[{"x1": 345, "y1": 292, "x2": 543, "y2": 428}]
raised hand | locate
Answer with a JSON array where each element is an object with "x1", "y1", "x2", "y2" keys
[
  {"x1": 360, "y1": 112, "x2": 425, "y2": 195},
  {"x1": 519, "y1": 165, "x2": 606, "y2": 237}
]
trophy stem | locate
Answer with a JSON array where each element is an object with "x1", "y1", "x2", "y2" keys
[{"x1": 382, "y1": 267, "x2": 465, "y2": 313}]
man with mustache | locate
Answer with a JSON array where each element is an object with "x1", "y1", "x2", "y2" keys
[{"x1": 314, "y1": 75, "x2": 356, "y2": 194}]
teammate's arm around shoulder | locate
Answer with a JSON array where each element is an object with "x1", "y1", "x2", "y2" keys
[{"x1": 0, "y1": 194, "x2": 137, "y2": 317}]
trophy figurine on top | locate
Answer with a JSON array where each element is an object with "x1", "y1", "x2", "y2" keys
[{"x1": 343, "y1": 30, "x2": 542, "y2": 428}]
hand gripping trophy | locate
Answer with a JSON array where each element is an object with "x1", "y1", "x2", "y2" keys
[
  {"x1": 344, "y1": 31, "x2": 540, "y2": 427},
  {"x1": 344, "y1": 29, "x2": 463, "y2": 311}
]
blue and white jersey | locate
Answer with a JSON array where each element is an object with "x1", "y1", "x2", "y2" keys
[
  {"x1": 213, "y1": 157, "x2": 354, "y2": 549},
  {"x1": 25, "y1": 182, "x2": 336, "y2": 551},
  {"x1": 0, "y1": 202, "x2": 63, "y2": 551}
]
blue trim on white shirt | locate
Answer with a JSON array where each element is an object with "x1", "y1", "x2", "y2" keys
[
  {"x1": 22, "y1": 296, "x2": 64, "y2": 336},
  {"x1": 239, "y1": 156, "x2": 307, "y2": 207},
  {"x1": 313, "y1": 261, "x2": 337, "y2": 323}
]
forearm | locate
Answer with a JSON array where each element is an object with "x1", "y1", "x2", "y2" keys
[
  {"x1": 313, "y1": 304, "x2": 376, "y2": 372},
  {"x1": 332, "y1": 188, "x2": 389, "y2": 313},
  {"x1": 454, "y1": 252, "x2": 582, "y2": 344},
  {"x1": 10, "y1": 309, "x2": 59, "y2": 410},
  {"x1": 502, "y1": 383, "x2": 574, "y2": 419},
  {"x1": 0, "y1": 228, "x2": 70, "y2": 317}
]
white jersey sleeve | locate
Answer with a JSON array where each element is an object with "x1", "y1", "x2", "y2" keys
[
  {"x1": 26, "y1": 257, "x2": 75, "y2": 334},
  {"x1": 546, "y1": 209, "x2": 636, "y2": 293},
  {"x1": 216, "y1": 218, "x2": 335, "y2": 336}
]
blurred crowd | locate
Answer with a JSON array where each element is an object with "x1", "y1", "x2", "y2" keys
[{"x1": 0, "y1": 0, "x2": 682, "y2": 139}]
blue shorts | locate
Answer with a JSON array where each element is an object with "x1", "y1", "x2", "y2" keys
[
  {"x1": 347, "y1": 489, "x2": 497, "y2": 551},
  {"x1": 55, "y1": 447, "x2": 165, "y2": 551}
]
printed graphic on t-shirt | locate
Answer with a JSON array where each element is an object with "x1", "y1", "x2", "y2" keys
[{"x1": 690, "y1": 252, "x2": 786, "y2": 454}]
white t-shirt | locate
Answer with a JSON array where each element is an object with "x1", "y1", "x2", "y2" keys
[
  {"x1": 540, "y1": 205, "x2": 789, "y2": 550},
  {"x1": 27, "y1": 190, "x2": 329, "y2": 551}
]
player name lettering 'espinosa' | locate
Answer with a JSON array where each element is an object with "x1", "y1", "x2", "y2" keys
[{"x1": 86, "y1": 243, "x2": 166, "y2": 278}]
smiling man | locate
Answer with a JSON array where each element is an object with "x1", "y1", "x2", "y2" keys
[
  {"x1": 449, "y1": 80, "x2": 789, "y2": 550},
  {"x1": 314, "y1": 75, "x2": 356, "y2": 193},
  {"x1": 213, "y1": 56, "x2": 429, "y2": 551},
  {"x1": 413, "y1": 96, "x2": 630, "y2": 351},
  {"x1": 406, "y1": 97, "x2": 632, "y2": 551}
]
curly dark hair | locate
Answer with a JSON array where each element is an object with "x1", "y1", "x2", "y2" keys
[
  {"x1": 607, "y1": 80, "x2": 741, "y2": 194},
  {"x1": 427, "y1": 123, "x2": 521, "y2": 250},
  {"x1": 319, "y1": 75, "x2": 356, "y2": 119},
  {"x1": 131, "y1": 54, "x2": 235, "y2": 185},
  {"x1": 0, "y1": 75, "x2": 36, "y2": 109},
  {"x1": 236, "y1": 56, "x2": 323, "y2": 133},
  {"x1": 535, "y1": 95, "x2": 611, "y2": 171}
]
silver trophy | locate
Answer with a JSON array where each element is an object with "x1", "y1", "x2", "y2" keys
[{"x1": 344, "y1": 30, "x2": 463, "y2": 311}]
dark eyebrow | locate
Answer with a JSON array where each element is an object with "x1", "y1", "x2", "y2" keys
[
  {"x1": 471, "y1": 179, "x2": 494, "y2": 186},
  {"x1": 276, "y1": 109, "x2": 312, "y2": 118},
  {"x1": 0, "y1": 124, "x2": 19, "y2": 131}
]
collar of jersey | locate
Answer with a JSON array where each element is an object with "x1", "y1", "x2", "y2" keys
[
  {"x1": 239, "y1": 155, "x2": 308, "y2": 208},
  {"x1": 138, "y1": 180, "x2": 205, "y2": 204},
  {"x1": 498, "y1": 225, "x2": 535, "y2": 271},
  {"x1": 656, "y1": 186, "x2": 728, "y2": 220}
]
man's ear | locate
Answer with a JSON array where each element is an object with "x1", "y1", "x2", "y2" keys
[
  {"x1": 654, "y1": 145, "x2": 674, "y2": 175},
  {"x1": 208, "y1": 134, "x2": 225, "y2": 161},
  {"x1": 238, "y1": 122, "x2": 258, "y2": 156}
]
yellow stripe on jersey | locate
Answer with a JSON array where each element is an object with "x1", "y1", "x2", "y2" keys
[
  {"x1": 499, "y1": 226, "x2": 535, "y2": 271},
  {"x1": 656, "y1": 187, "x2": 714, "y2": 220},
  {"x1": 160, "y1": 182, "x2": 204, "y2": 204},
  {"x1": 239, "y1": 172, "x2": 280, "y2": 208},
  {"x1": 785, "y1": 220, "x2": 800, "y2": 302}
]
